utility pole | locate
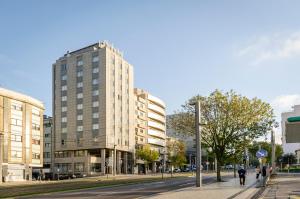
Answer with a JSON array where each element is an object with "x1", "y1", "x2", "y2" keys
[
  {"x1": 271, "y1": 129, "x2": 276, "y2": 174},
  {"x1": 191, "y1": 100, "x2": 202, "y2": 187}
]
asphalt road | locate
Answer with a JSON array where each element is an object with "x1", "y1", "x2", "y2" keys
[{"x1": 20, "y1": 175, "x2": 230, "y2": 199}]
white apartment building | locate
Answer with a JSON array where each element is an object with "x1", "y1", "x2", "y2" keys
[
  {"x1": 281, "y1": 105, "x2": 300, "y2": 154},
  {"x1": 0, "y1": 87, "x2": 44, "y2": 182},
  {"x1": 134, "y1": 88, "x2": 166, "y2": 173}
]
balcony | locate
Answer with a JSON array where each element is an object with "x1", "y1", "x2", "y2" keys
[
  {"x1": 148, "y1": 94, "x2": 166, "y2": 108},
  {"x1": 148, "y1": 121, "x2": 166, "y2": 131},
  {"x1": 148, "y1": 112, "x2": 165, "y2": 123},
  {"x1": 148, "y1": 129, "x2": 165, "y2": 139},
  {"x1": 148, "y1": 103, "x2": 165, "y2": 116},
  {"x1": 148, "y1": 138, "x2": 165, "y2": 147}
]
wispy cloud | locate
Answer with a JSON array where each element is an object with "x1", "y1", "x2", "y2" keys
[{"x1": 236, "y1": 32, "x2": 300, "y2": 65}]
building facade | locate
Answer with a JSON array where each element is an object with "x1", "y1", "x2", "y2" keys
[
  {"x1": 0, "y1": 87, "x2": 44, "y2": 182},
  {"x1": 134, "y1": 88, "x2": 166, "y2": 173},
  {"x1": 281, "y1": 105, "x2": 300, "y2": 154},
  {"x1": 42, "y1": 115, "x2": 54, "y2": 179},
  {"x1": 52, "y1": 41, "x2": 135, "y2": 177}
]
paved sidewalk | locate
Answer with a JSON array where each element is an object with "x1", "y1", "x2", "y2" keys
[{"x1": 145, "y1": 172, "x2": 260, "y2": 199}]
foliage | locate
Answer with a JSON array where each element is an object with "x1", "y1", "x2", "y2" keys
[
  {"x1": 248, "y1": 141, "x2": 283, "y2": 164},
  {"x1": 136, "y1": 144, "x2": 160, "y2": 165},
  {"x1": 279, "y1": 153, "x2": 297, "y2": 164},
  {"x1": 167, "y1": 139, "x2": 187, "y2": 168},
  {"x1": 169, "y1": 90, "x2": 275, "y2": 181}
]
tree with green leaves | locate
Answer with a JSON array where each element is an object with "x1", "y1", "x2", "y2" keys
[
  {"x1": 136, "y1": 144, "x2": 160, "y2": 173},
  {"x1": 167, "y1": 139, "x2": 187, "y2": 169},
  {"x1": 248, "y1": 141, "x2": 283, "y2": 165},
  {"x1": 169, "y1": 90, "x2": 275, "y2": 181}
]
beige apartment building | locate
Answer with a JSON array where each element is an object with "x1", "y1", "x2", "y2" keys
[
  {"x1": 0, "y1": 87, "x2": 44, "y2": 182},
  {"x1": 134, "y1": 88, "x2": 166, "y2": 173},
  {"x1": 52, "y1": 41, "x2": 135, "y2": 177},
  {"x1": 42, "y1": 115, "x2": 54, "y2": 179}
]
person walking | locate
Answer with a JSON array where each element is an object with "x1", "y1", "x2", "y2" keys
[
  {"x1": 262, "y1": 165, "x2": 267, "y2": 187},
  {"x1": 238, "y1": 165, "x2": 246, "y2": 186},
  {"x1": 255, "y1": 166, "x2": 261, "y2": 180}
]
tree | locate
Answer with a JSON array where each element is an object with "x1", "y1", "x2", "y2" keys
[
  {"x1": 169, "y1": 90, "x2": 275, "y2": 181},
  {"x1": 281, "y1": 153, "x2": 297, "y2": 164},
  {"x1": 248, "y1": 141, "x2": 283, "y2": 164},
  {"x1": 167, "y1": 139, "x2": 187, "y2": 169},
  {"x1": 136, "y1": 145, "x2": 160, "y2": 173}
]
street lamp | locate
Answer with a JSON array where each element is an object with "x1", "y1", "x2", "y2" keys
[{"x1": 190, "y1": 100, "x2": 202, "y2": 188}]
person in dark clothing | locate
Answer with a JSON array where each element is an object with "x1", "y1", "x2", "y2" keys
[
  {"x1": 262, "y1": 166, "x2": 267, "y2": 186},
  {"x1": 238, "y1": 166, "x2": 246, "y2": 186}
]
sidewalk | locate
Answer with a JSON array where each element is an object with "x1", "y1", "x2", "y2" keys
[{"x1": 145, "y1": 172, "x2": 260, "y2": 199}]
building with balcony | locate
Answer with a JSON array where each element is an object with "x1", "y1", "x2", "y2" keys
[
  {"x1": 52, "y1": 41, "x2": 135, "y2": 177},
  {"x1": 0, "y1": 87, "x2": 44, "y2": 182},
  {"x1": 134, "y1": 88, "x2": 166, "y2": 173}
]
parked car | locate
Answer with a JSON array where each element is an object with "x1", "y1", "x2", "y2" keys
[
  {"x1": 225, "y1": 165, "x2": 234, "y2": 169},
  {"x1": 183, "y1": 168, "x2": 190, "y2": 172},
  {"x1": 174, "y1": 168, "x2": 181, "y2": 173}
]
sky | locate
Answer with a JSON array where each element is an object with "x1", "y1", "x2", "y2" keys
[{"x1": 1, "y1": 0, "x2": 300, "y2": 143}]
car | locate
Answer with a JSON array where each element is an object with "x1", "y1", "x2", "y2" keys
[
  {"x1": 174, "y1": 168, "x2": 181, "y2": 173},
  {"x1": 225, "y1": 165, "x2": 234, "y2": 169},
  {"x1": 183, "y1": 168, "x2": 190, "y2": 172}
]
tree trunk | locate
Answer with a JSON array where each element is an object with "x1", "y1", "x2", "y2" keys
[
  {"x1": 217, "y1": 163, "x2": 222, "y2": 182},
  {"x1": 233, "y1": 163, "x2": 237, "y2": 178}
]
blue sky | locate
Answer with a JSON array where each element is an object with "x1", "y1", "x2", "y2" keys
[{"x1": 1, "y1": 1, "x2": 300, "y2": 141}]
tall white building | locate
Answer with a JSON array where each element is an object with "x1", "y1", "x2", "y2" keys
[{"x1": 281, "y1": 105, "x2": 300, "y2": 154}]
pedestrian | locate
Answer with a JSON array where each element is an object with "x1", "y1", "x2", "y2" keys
[
  {"x1": 255, "y1": 166, "x2": 261, "y2": 180},
  {"x1": 262, "y1": 166, "x2": 267, "y2": 186},
  {"x1": 238, "y1": 165, "x2": 246, "y2": 186}
]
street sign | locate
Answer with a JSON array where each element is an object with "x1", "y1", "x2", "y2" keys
[{"x1": 256, "y1": 149, "x2": 268, "y2": 158}]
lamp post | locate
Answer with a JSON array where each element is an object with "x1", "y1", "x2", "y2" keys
[
  {"x1": 271, "y1": 129, "x2": 276, "y2": 174},
  {"x1": 190, "y1": 100, "x2": 202, "y2": 188}
]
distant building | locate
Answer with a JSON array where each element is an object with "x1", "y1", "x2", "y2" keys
[
  {"x1": 52, "y1": 41, "x2": 135, "y2": 177},
  {"x1": 0, "y1": 87, "x2": 44, "y2": 182},
  {"x1": 134, "y1": 88, "x2": 166, "y2": 173},
  {"x1": 42, "y1": 115, "x2": 54, "y2": 179},
  {"x1": 281, "y1": 105, "x2": 300, "y2": 154},
  {"x1": 295, "y1": 149, "x2": 300, "y2": 164}
]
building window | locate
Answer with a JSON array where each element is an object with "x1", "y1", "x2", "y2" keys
[
  {"x1": 92, "y1": 124, "x2": 99, "y2": 130},
  {"x1": 32, "y1": 152, "x2": 40, "y2": 159},
  {"x1": 32, "y1": 123, "x2": 40, "y2": 130},
  {"x1": 77, "y1": 60, "x2": 83, "y2": 66},
  {"x1": 77, "y1": 93, "x2": 83, "y2": 99},
  {"x1": 61, "y1": 75, "x2": 67, "y2": 81},
  {"x1": 11, "y1": 103, "x2": 22, "y2": 111},
  {"x1": 92, "y1": 56, "x2": 99, "y2": 62},
  {"x1": 77, "y1": 82, "x2": 83, "y2": 88},
  {"x1": 61, "y1": 85, "x2": 67, "y2": 91},
  {"x1": 62, "y1": 128, "x2": 67, "y2": 133},
  {"x1": 74, "y1": 163, "x2": 84, "y2": 172},
  {"x1": 45, "y1": 133, "x2": 50, "y2": 138},
  {"x1": 11, "y1": 134, "x2": 22, "y2": 142},
  {"x1": 92, "y1": 90, "x2": 99, "y2": 96},
  {"x1": 45, "y1": 143, "x2": 51, "y2": 148},
  {"x1": 62, "y1": 96, "x2": 67, "y2": 101},
  {"x1": 11, "y1": 118, "x2": 22, "y2": 126},
  {"x1": 92, "y1": 101, "x2": 99, "y2": 107},
  {"x1": 44, "y1": 152, "x2": 51, "y2": 158},
  {"x1": 32, "y1": 139, "x2": 41, "y2": 145},
  {"x1": 61, "y1": 117, "x2": 67, "y2": 123},
  {"x1": 77, "y1": 115, "x2": 83, "y2": 120},
  {"x1": 77, "y1": 71, "x2": 83, "y2": 77},
  {"x1": 92, "y1": 113, "x2": 99, "y2": 119},
  {"x1": 11, "y1": 150, "x2": 22, "y2": 158},
  {"x1": 61, "y1": 140, "x2": 65, "y2": 145},
  {"x1": 77, "y1": 104, "x2": 83, "y2": 110},
  {"x1": 62, "y1": 106, "x2": 67, "y2": 112},
  {"x1": 92, "y1": 67, "x2": 99, "y2": 73},
  {"x1": 77, "y1": 126, "x2": 83, "y2": 132},
  {"x1": 92, "y1": 79, "x2": 99, "y2": 85}
]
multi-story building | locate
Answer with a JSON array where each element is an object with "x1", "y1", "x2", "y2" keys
[
  {"x1": 281, "y1": 105, "x2": 300, "y2": 154},
  {"x1": 0, "y1": 87, "x2": 44, "y2": 182},
  {"x1": 42, "y1": 115, "x2": 54, "y2": 179},
  {"x1": 134, "y1": 88, "x2": 166, "y2": 173},
  {"x1": 52, "y1": 41, "x2": 135, "y2": 177}
]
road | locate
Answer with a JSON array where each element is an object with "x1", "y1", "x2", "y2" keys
[{"x1": 19, "y1": 175, "x2": 230, "y2": 199}]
